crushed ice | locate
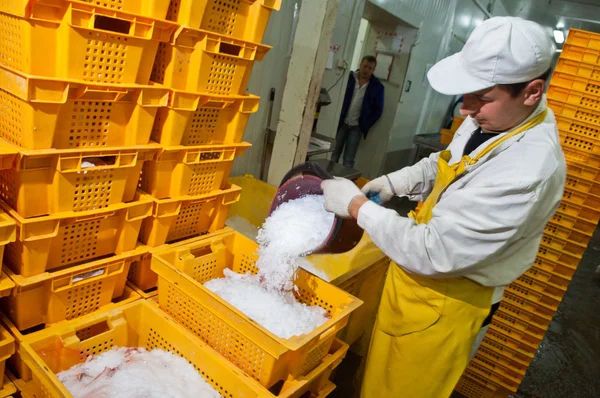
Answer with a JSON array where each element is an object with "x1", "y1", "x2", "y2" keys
[
  {"x1": 205, "y1": 195, "x2": 334, "y2": 338},
  {"x1": 58, "y1": 347, "x2": 221, "y2": 398}
]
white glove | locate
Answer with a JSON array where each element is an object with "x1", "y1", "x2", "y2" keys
[
  {"x1": 360, "y1": 174, "x2": 399, "y2": 203},
  {"x1": 321, "y1": 177, "x2": 364, "y2": 218}
]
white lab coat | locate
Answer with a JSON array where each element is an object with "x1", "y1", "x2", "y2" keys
[{"x1": 357, "y1": 97, "x2": 566, "y2": 301}]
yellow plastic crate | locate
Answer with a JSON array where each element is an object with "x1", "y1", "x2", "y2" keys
[
  {"x1": 505, "y1": 281, "x2": 560, "y2": 312},
  {"x1": 151, "y1": 230, "x2": 362, "y2": 388},
  {"x1": 440, "y1": 128, "x2": 454, "y2": 145},
  {"x1": 498, "y1": 302, "x2": 552, "y2": 331},
  {"x1": 567, "y1": 158, "x2": 600, "y2": 183},
  {"x1": 0, "y1": 145, "x2": 159, "y2": 219},
  {"x1": 3, "y1": 246, "x2": 146, "y2": 331},
  {"x1": 544, "y1": 220, "x2": 592, "y2": 245},
  {"x1": 540, "y1": 229, "x2": 588, "y2": 257},
  {"x1": 556, "y1": 197, "x2": 600, "y2": 224},
  {"x1": 533, "y1": 254, "x2": 577, "y2": 280},
  {"x1": 548, "y1": 96, "x2": 600, "y2": 125},
  {"x1": 166, "y1": 0, "x2": 281, "y2": 42},
  {"x1": 455, "y1": 373, "x2": 503, "y2": 398},
  {"x1": 152, "y1": 91, "x2": 259, "y2": 146},
  {"x1": 0, "y1": 272, "x2": 14, "y2": 299},
  {"x1": 562, "y1": 186, "x2": 600, "y2": 210},
  {"x1": 492, "y1": 304, "x2": 546, "y2": 340},
  {"x1": 561, "y1": 43, "x2": 600, "y2": 66},
  {"x1": 139, "y1": 184, "x2": 241, "y2": 246},
  {"x1": 470, "y1": 356, "x2": 522, "y2": 392},
  {"x1": 0, "y1": 211, "x2": 16, "y2": 271},
  {"x1": 151, "y1": 28, "x2": 270, "y2": 93},
  {"x1": 19, "y1": 300, "x2": 350, "y2": 398},
  {"x1": 77, "y1": 0, "x2": 171, "y2": 19},
  {"x1": 558, "y1": 130, "x2": 600, "y2": 155},
  {"x1": 524, "y1": 265, "x2": 570, "y2": 293},
  {"x1": 0, "y1": 1, "x2": 177, "y2": 84},
  {"x1": 475, "y1": 344, "x2": 529, "y2": 377},
  {"x1": 501, "y1": 289, "x2": 557, "y2": 321},
  {"x1": 480, "y1": 333, "x2": 534, "y2": 368},
  {"x1": 486, "y1": 325, "x2": 537, "y2": 358},
  {"x1": 126, "y1": 281, "x2": 158, "y2": 300},
  {"x1": 0, "y1": 373, "x2": 16, "y2": 398},
  {"x1": 0, "y1": 324, "x2": 15, "y2": 390},
  {"x1": 562, "y1": 146, "x2": 600, "y2": 168},
  {"x1": 140, "y1": 143, "x2": 250, "y2": 199},
  {"x1": 487, "y1": 323, "x2": 540, "y2": 356},
  {"x1": 555, "y1": 114, "x2": 600, "y2": 142},
  {"x1": 0, "y1": 67, "x2": 169, "y2": 150},
  {"x1": 550, "y1": 72, "x2": 600, "y2": 102},
  {"x1": 0, "y1": 286, "x2": 141, "y2": 382},
  {"x1": 566, "y1": 29, "x2": 600, "y2": 50},
  {"x1": 550, "y1": 208, "x2": 596, "y2": 235},
  {"x1": 311, "y1": 381, "x2": 336, "y2": 398},
  {"x1": 127, "y1": 251, "x2": 158, "y2": 292},
  {"x1": 1, "y1": 198, "x2": 152, "y2": 277},
  {"x1": 555, "y1": 58, "x2": 600, "y2": 82}
]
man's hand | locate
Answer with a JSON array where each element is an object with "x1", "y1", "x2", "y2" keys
[
  {"x1": 321, "y1": 177, "x2": 365, "y2": 218},
  {"x1": 360, "y1": 175, "x2": 397, "y2": 203}
]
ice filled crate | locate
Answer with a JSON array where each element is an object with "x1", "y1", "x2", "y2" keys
[
  {"x1": 18, "y1": 299, "x2": 350, "y2": 398},
  {"x1": 150, "y1": 229, "x2": 362, "y2": 388},
  {"x1": 0, "y1": 0, "x2": 177, "y2": 84},
  {"x1": 165, "y1": 0, "x2": 281, "y2": 43}
]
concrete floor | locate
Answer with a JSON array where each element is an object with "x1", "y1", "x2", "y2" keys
[{"x1": 330, "y1": 198, "x2": 600, "y2": 397}]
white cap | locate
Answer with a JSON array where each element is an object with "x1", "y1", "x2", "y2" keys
[{"x1": 427, "y1": 17, "x2": 555, "y2": 95}]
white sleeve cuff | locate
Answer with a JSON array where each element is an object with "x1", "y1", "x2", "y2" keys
[{"x1": 357, "y1": 200, "x2": 387, "y2": 231}]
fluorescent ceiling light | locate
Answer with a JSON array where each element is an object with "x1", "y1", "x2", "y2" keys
[{"x1": 554, "y1": 30, "x2": 565, "y2": 44}]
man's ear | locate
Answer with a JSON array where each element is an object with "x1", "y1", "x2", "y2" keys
[{"x1": 523, "y1": 79, "x2": 545, "y2": 106}]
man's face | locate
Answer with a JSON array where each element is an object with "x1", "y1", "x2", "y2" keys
[
  {"x1": 359, "y1": 60, "x2": 376, "y2": 80},
  {"x1": 460, "y1": 86, "x2": 532, "y2": 132}
]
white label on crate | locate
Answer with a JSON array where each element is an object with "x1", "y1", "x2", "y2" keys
[{"x1": 73, "y1": 269, "x2": 106, "y2": 283}]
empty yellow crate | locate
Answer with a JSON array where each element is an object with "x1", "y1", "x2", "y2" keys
[
  {"x1": 0, "y1": 145, "x2": 159, "y2": 218},
  {"x1": 0, "y1": 1, "x2": 177, "y2": 84},
  {"x1": 498, "y1": 302, "x2": 552, "y2": 331},
  {"x1": 555, "y1": 58, "x2": 600, "y2": 82},
  {"x1": 139, "y1": 185, "x2": 241, "y2": 246},
  {"x1": 485, "y1": 326, "x2": 536, "y2": 358},
  {"x1": 550, "y1": 72, "x2": 600, "y2": 102},
  {"x1": 166, "y1": 0, "x2": 281, "y2": 42},
  {"x1": 151, "y1": 230, "x2": 362, "y2": 388},
  {"x1": 549, "y1": 208, "x2": 596, "y2": 235},
  {"x1": 502, "y1": 289, "x2": 557, "y2": 320},
  {"x1": 540, "y1": 229, "x2": 588, "y2": 257},
  {"x1": 505, "y1": 281, "x2": 560, "y2": 312},
  {"x1": 127, "y1": 251, "x2": 158, "y2": 292},
  {"x1": 558, "y1": 130, "x2": 600, "y2": 155},
  {"x1": 524, "y1": 266, "x2": 570, "y2": 292},
  {"x1": 555, "y1": 114, "x2": 600, "y2": 142},
  {"x1": 3, "y1": 246, "x2": 146, "y2": 331},
  {"x1": 152, "y1": 91, "x2": 259, "y2": 146},
  {"x1": 455, "y1": 373, "x2": 503, "y2": 398},
  {"x1": 1, "y1": 198, "x2": 152, "y2": 277},
  {"x1": 0, "y1": 324, "x2": 15, "y2": 386},
  {"x1": 0, "y1": 66, "x2": 169, "y2": 150},
  {"x1": 0, "y1": 211, "x2": 16, "y2": 273},
  {"x1": 440, "y1": 128, "x2": 454, "y2": 145},
  {"x1": 566, "y1": 29, "x2": 600, "y2": 50},
  {"x1": 481, "y1": 332, "x2": 534, "y2": 368},
  {"x1": 567, "y1": 159, "x2": 600, "y2": 183},
  {"x1": 488, "y1": 323, "x2": 540, "y2": 356},
  {"x1": 77, "y1": 0, "x2": 171, "y2": 19},
  {"x1": 562, "y1": 146, "x2": 600, "y2": 169},
  {"x1": 562, "y1": 186, "x2": 600, "y2": 209},
  {"x1": 0, "y1": 286, "x2": 141, "y2": 382},
  {"x1": 470, "y1": 356, "x2": 522, "y2": 392},
  {"x1": 533, "y1": 254, "x2": 577, "y2": 280},
  {"x1": 476, "y1": 343, "x2": 529, "y2": 377},
  {"x1": 561, "y1": 43, "x2": 600, "y2": 66},
  {"x1": 19, "y1": 300, "x2": 350, "y2": 398},
  {"x1": 151, "y1": 28, "x2": 270, "y2": 93},
  {"x1": 139, "y1": 143, "x2": 250, "y2": 199},
  {"x1": 544, "y1": 220, "x2": 592, "y2": 245},
  {"x1": 556, "y1": 197, "x2": 600, "y2": 224},
  {"x1": 548, "y1": 84, "x2": 600, "y2": 112},
  {"x1": 549, "y1": 97, "x2": 600, "y2": 126}
]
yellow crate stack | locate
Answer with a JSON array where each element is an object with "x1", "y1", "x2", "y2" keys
[{"x1": 456, "y1": 28, "x2": 600, "y2": 398}]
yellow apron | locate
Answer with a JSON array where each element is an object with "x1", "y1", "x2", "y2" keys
[{"x1": 361, "y1": 111, "x2": 547, "y2": 398}]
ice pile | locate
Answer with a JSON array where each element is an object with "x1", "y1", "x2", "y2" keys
[
  {"x1": 256, "y1": 195, "x2": 334, "y2": 291},
  {"x1": 204, "y1": 269, "x2": 329, "y2": 338},
  {"x1": 58, "y1": 347, "x2": 221, "y2": 398},
  {"x1": 205, "y1": 194, "x2": 334, "y2": 338}
]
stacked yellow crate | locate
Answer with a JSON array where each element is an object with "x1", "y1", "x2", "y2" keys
[
  {"x1": 0, "y1": 0, "x2": 178, "y2": 392},
  {"x1": 455, "y1": 28, "x2": 600, "y2": 398},
  {"x1": 128, "y1": 0, "x2": 275, "y2": 296}
]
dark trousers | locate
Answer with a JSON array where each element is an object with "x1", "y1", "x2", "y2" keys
[{"x1": 331, "y1": 123, "x2": 362, "y2": 168}]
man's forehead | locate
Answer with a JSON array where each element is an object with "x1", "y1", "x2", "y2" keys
[{"x1": 467, "y1": 86, "x2": 495, "y2": 96}]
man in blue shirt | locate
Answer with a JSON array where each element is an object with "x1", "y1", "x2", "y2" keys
[{"x1": 332, "y1": 55, "x2": 385, "y2": 168}]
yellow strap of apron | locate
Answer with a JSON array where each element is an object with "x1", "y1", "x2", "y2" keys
[{"x1": 409, "y1": 110, "x2": 548, "y2": 224}]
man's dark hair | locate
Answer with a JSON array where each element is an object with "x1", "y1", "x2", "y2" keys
[
  {"x1": 361, "y1": 55, "x2": 377, "y2": 66},
  {"x1": 499, "y1": 68, "x2": 552, "y2": 97}
]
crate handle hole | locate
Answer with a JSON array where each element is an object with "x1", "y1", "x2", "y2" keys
[
  {"x1": 82, "y1": 156, "x2": 117, "y2": 168},
  {"x1": 75, "y1": 320, "x2": 111, "y2": 342},
  {"x1": 189, "y1": 245, "x2": 213, "y2": 258},
  {"x1": 94, "y1": 16, "x2": 131, "y2": 35},
  {"x1": 219, "y1": 43, "x2": 242, "y2": 57}
]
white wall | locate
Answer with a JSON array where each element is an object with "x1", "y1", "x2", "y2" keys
[{"x1": 230, "y1": 0, "x2": 299, "y2": 178}]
